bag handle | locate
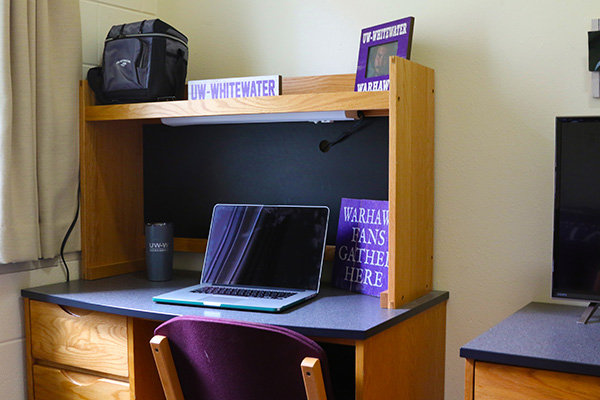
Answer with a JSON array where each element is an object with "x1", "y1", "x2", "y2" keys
[
  {"x1": 117, "y1": 23, "x2": 126, "y2": 39},
  {"x1": 117, "y1": 19, "x2": 147, "y2": 38}
]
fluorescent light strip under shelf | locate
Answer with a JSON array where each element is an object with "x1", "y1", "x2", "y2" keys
[{"x1": 161, "y1": 110, "x2": 356, "y2": 126}]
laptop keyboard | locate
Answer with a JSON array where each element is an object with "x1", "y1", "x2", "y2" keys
[{"x1": 192, "y1": 286, "x2": 296, "y2": 300}]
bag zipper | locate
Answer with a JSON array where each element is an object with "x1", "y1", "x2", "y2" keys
[{"x1": 106, "y1": 32, "x2": 188, "y2": 48}]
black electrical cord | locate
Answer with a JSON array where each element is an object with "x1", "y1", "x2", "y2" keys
[
  {"x1": 319, "y1": 111, "x2": 365, "y2": 152},
  {"x1": 60, "y1": 174, "x2": 80, "y2": 282}
]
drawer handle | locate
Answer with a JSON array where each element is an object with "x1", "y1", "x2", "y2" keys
[
  {"x1": 61, "y1": 370, "x2": 100, "y2": 386},
  {"x1": 59, "y1": 305, "x2": 92, "y2": 318}
]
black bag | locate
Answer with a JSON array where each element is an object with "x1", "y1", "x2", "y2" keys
[{"x1": 88, "y1": 19, "x2": 188, "y2": 104}]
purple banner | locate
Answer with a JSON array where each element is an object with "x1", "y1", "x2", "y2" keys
[
  {"x1": 354, "y1": 17, "x2": 414, "y2": 92},
  {"x1": 331, "y1": 198, "x2": 389, "y2": 297}
]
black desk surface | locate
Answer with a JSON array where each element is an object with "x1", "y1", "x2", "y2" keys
[
  {"x1": 460, "y1": 302, "x2": 600, "y2": 377},
  {"x1": 22, "y1": 270, "x2": 448, "y2": 341}
]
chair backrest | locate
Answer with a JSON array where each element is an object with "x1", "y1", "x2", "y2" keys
[{"x1": 152, "y1": 315, "x2": 334, "y2": 400}]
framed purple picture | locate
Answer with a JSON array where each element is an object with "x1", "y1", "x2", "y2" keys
[{"x1": 354, "y1": 17, "x2": 414, "y2": 92}]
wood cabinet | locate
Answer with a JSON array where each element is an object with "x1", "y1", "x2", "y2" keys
[
  {"x1": 29, "y1": 300, "x2": 129, "y2": 376},
  {"x1": 465, "y1": 360, "x2": 600, "y2": 400},
  {"x1": 461, "y1": 302, "x2": 600, "y2": 400},
  {"x1": 25, "y1": 299, "x2": 165, "y2": 400},
  {"x1": 32, "y1": 365, "x2": 130, "y2": 400},
  {"x1": 79, "y1": 57, "x2": 435, "y2": 310},
  {"x1": 25, "y1": 300, "x2": 131, "y2": 399}
]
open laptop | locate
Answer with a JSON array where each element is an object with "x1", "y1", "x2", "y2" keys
[{"x1": 153, "y1": 204, "x2": 330, "y2": 312}]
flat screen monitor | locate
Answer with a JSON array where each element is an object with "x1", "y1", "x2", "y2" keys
[{"x1": 553, "y1": 116, "x2": 600, "y2": 321}]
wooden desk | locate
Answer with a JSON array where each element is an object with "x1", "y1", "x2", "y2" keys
[
  {"x1": 461, "y1": 302, "x2": 600, "y2": 400},
  {"x1": 23, "y1": 271, "x2": 447, "y2": 400}
]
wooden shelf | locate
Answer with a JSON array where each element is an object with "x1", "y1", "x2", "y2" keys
[
  {"x1": 85, "y1": 90, "x2": 389, "y2": 122},
  {"x1": 79, "y1": 57, "x2": 435, "y2": 309}
]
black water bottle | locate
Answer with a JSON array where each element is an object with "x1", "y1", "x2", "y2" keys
[{"x1": 145, "y1": 222, "x2": 174, "y2": 281}]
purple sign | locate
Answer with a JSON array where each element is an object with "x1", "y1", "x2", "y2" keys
[
  {"x1": 354, "y1": 17, "x2": 414, "y2": 92},
  {"x1": 331, "y1": 198, "x2": 389, "y2": 297}
]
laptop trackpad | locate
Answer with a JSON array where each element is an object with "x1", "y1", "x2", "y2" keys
[{"x1": 201, "y1": 296, "x2": 244, "y2": 305}]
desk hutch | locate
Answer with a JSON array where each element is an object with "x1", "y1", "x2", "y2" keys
[{"x1": 23, "y1": 57, "x2": 446, "y2": 400}]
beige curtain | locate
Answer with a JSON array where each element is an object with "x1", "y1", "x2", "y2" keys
[{"x1": 0, "y1": 0, "x2": 81, "y2": 263}]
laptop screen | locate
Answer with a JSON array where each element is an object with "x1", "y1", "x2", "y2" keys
[{"x1": 201, "y1": 205, "x2": 329, "y2": 290}]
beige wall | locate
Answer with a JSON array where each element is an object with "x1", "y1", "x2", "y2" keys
[
  {"x1": 6, "y1": 1, "x2": 600, "y2": 399},
  {"x1": 158, "y1": 1, "x2": 600, "y2": 399}
]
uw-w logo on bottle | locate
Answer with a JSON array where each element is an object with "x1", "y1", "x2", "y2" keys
[{"x1": 149, "y1": 242, "x2": 170, "y2": 252}]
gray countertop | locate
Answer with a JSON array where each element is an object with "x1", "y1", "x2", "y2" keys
[
  {"x1": 22, "y1": 270, "x2": 448, "y2": 340},
  {"x1": 460, "y1": 302, "x2": 600, "y2": 377}
]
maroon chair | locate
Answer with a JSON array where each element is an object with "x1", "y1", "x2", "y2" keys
[{"x1": 150, "y1": 315, "x2": 333, "y2": 400}]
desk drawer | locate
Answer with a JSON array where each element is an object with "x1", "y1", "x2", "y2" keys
[
  {"x1": 29, "y1": 300, "x2": 128, "y2": 377},
  {"x1": 473, "y1": 361, "x2": 600, "y2": 400},
  {"x1": 33, "y1": 364, "x2": 129, "y2": 400}
]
